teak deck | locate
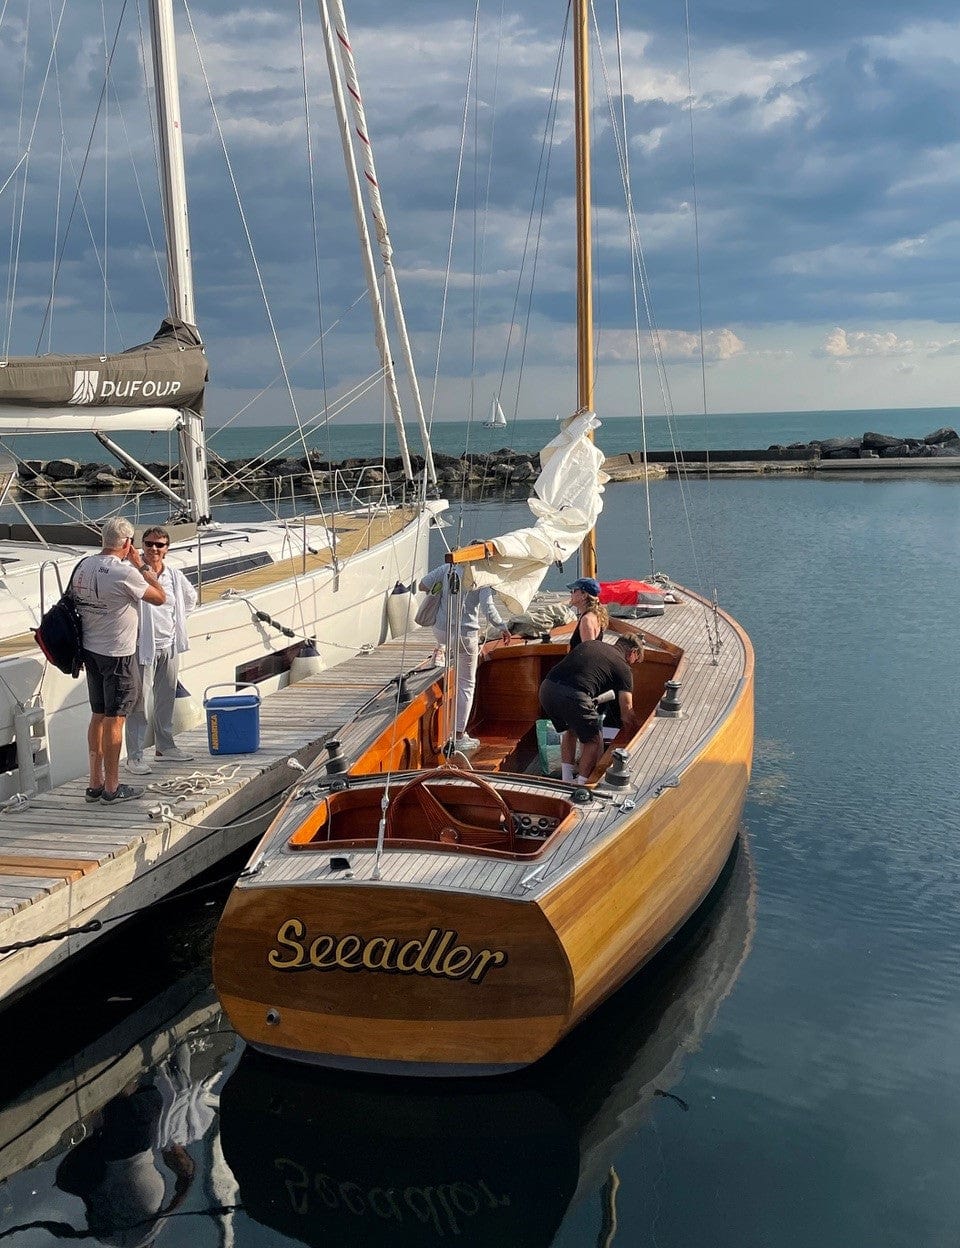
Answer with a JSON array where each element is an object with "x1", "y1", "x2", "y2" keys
[{"x1": 251, "y1": 592, "x2": 748, "y2": 899}]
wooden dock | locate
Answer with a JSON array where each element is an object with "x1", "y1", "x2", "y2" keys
[{"x1": 0, "y1": 631, "x2": 438, "y2": 1005}]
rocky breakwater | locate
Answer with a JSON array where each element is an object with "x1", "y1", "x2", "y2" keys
[
  {"x1": 11, "y1": 447, "x2": 552, "y2": 500},
  {"x1": 775, "y1": 425, "x2": 960, "y2": 460}
]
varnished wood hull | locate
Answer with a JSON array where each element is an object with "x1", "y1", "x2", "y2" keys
[{"x1": 214, "y1": 634, "x2": 753, "y2": 1075}]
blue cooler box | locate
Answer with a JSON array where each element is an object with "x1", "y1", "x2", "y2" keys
[{"x1": 204, "y1": 683, "x2": 261, "y2": 755}]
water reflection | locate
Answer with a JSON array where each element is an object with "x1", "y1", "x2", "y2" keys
[
  {"x1": 0, "y1": 836, "x2": 753, "y2": 1247},
  {"x1": 220, "y1": 835, "x2": 756, "y2": 1248}
]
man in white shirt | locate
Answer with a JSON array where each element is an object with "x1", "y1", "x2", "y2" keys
[
  {"x1": 72, "y1": 517, "x2": 165, "y2": 803},
  {"x1": 125, "y1": 526, "x2": 198, "y2": 773}
]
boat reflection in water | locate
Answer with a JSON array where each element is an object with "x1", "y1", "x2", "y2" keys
[{"x1": 220, "y1": 834, "x2": 756, "y2": 1248}]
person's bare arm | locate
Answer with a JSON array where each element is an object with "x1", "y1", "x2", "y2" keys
[{"x1": 618, "y1": 691, "x2": 642, "y2": 735}]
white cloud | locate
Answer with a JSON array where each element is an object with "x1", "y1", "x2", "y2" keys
[{"x1": 818, "y1": 327, "x2": 916, "y2": 358}]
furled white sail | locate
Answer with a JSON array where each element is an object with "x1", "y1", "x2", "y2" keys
[{"x1": 465, "y1": 409, "x2": 606, "y2": 615}]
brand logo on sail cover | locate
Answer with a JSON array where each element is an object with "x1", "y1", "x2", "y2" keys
[
  {"x1": 69, "y1": 370, "x2": 99, "y2": 404},
  {"x1": 267, "y1": 921, "x2": 508, "y2": 984},
  {"x1": 67, "y1": 369, "x2": 182, "y2": 405}
]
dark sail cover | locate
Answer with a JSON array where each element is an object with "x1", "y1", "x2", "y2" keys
[{"x1": 0, "y1": 318, "x2": 207, "y2": 412}]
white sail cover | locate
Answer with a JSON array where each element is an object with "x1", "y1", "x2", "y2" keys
[
  {"x1": 0, "y1": 406, "x2": 181, "y2": 433},
  {"x1": 465, "y1": 410, "x2": 607, "y2": 615}
]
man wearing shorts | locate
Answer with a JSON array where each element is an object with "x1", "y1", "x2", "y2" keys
[
  {"x1": 72, "y1": 517, "x2": 166, "y2": 803},
  {"x1": 539, "y1": 634, "x2": 643, "y2": 785}
]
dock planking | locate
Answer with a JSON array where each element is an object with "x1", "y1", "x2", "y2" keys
[{"x1": 0, "y1": 630, "x2": 438, "y2": 1005}]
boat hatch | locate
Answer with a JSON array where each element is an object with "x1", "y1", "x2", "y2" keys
[{"x1": 287, "y1": 773, "x2": 578, "y2": 860}]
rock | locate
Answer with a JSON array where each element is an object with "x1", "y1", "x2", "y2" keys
[
  {"x1": 818, "y1": 436, "x2": 860, "y2": 453},
  {"x1": 17, "y1": 460, "x2": 43, "y2": 480},
  {"x1": 44, "y1": 457, "x2": 81, "y2": 480},
  {"x1": 880, "y1": 444, "x2": 911, "y2": 457},
  {"x1": 86, "y1": 470, "x2": 127, "y2": 490},
  {"x1": 861, "y1": 431, "x2": 902, "y2": 450},
  {"x1": 923, "y1": 427, "x2": 958, "y2": 445},
  {"x1": 926, "y1": 444, "x2": 957, "y2": 457}
]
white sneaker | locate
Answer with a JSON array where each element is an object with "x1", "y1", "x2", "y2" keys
[
  {"x1": 154, "y1": 747, "x2": 194, "y2": 763},
  {"x1": 454, "y1": 734, "x2": 480, "y2": 752},
  {"x1": 125, "y1": 757, "x2": 152, "y2": 775}
]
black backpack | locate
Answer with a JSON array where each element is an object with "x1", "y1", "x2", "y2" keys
[{"x1": 33, "y1": 560, "x2": 86, "y2": 678}]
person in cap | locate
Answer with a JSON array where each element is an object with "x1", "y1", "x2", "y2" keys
[
  {"x1": 539, "y1": 634, "x2": 644, "y2": 785},
  {"x1": 567, "y1": 576, "x2": 608, "y2": 648}
]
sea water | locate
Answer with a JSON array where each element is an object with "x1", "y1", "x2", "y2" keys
[
  {"x1": 2, "y1": 404, "x2": 958, "y2": 471},
  {"x1": 0, "y1": 472, "x2": 959, "y2": 1245}
]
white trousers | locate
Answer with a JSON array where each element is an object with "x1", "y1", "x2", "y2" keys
[{"x1": 434, "y1": 626, "x2": 480, "y2": 735}]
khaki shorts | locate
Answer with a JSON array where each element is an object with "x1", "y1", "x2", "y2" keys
[{"x1": 83, "y1": 650, "x2": 142, "y2": 718}]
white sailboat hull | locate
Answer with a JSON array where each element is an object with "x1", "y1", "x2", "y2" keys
[{"x1": 0, "y1": 505, "x2": 440, "y2": 798}]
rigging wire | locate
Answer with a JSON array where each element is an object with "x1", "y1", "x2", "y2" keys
[
  {"x1": 591, "y1": 3, "x2": 718, "y2": 650},
  {"x1": 612, "y1": 0, "x2": 655, "y2": 577},
  {"x1": 180, "y1": 0, "x2": 321, "y2": 511}
]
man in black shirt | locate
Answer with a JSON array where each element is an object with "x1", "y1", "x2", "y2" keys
[{"x1": 539, "y1": 634, "x2": 644, "y2": 784}]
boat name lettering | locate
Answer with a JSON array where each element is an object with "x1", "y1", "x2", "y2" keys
[
  {"x1": 275, "y1": 1157, "x2": 511, "y2": 1233},
  {"x1": 267, "y1": 921, "x2": 508, "y2": 983}
]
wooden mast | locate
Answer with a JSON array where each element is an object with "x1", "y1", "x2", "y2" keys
[{"x1": 574, "y1": 0, "x2": 597, "y2": 580}]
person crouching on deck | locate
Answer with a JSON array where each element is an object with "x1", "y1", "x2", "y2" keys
[
  {"x1": 539, "y1": 634, "x2": 644, "y2": 785},
  {"x1": 419, "y1": 561, "x2": 510, "y2": 753}
]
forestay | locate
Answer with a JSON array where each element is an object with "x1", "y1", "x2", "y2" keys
[{"x1": 465, "y1": 410, "x2": 606, "y2": 614}]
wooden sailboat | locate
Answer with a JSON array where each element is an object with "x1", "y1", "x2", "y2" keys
[
  {"x1": 212, "y1": 0, "x2": 755, "y2": 1076},
  {"x1": 0, "y1": 0, "x2": 442, "y2": 796},
  {"x1": 218, "y1": 836, "x2": 755, "y2": 1246}
]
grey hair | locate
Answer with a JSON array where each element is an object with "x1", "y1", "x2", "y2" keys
[{"x1": 101, "y1": 516, "x2": 135, "y2": 549}]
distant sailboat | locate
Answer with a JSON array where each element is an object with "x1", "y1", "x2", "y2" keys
[{"x1": 484, "y1": 398, "x2": 508, "y2": 429}]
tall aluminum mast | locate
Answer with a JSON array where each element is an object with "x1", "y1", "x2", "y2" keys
[{"x1": 149, "y1": 0, "x2": 211, "y2": 522}]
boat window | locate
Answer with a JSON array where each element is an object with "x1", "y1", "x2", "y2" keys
[
  {"x1": 179, "y1": 550, "x2": 273, "y2": 587},
  {"x1": 236, "y1": 639, "x2": 305, "y2": 686}
]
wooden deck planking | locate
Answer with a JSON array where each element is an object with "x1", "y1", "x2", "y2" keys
[{"x1": 250, "y1": 591, "x2": 749, "y2": 900}]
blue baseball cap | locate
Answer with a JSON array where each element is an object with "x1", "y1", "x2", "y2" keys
[{"x1": 567, "y1": 577, "x2": 601, "y2": 596}]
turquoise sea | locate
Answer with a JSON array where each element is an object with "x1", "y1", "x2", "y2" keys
[{"x1": 1, "y1": 425, "x2": 960, "y2": 1244}]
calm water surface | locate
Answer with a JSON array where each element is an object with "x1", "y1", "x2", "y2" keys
[{"x1": 1, "y1": 474, "x2": 959, "y2": 1246}]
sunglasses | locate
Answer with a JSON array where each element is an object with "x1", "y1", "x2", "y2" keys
[{"x1": 143, "y1": 540, "x2": 168, "y2": 548}]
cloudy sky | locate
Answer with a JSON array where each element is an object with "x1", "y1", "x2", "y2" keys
[{"x1": 2, "y1": 0, "x2": 960, "y2": 427}]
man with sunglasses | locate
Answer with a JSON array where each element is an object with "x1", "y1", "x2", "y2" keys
[
  {"x1": 125, "y1": 526, "x2": 198, "y2": 774},
  {"x1": 71, "y1": 516, "x2": 166, "y2": 803}
]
